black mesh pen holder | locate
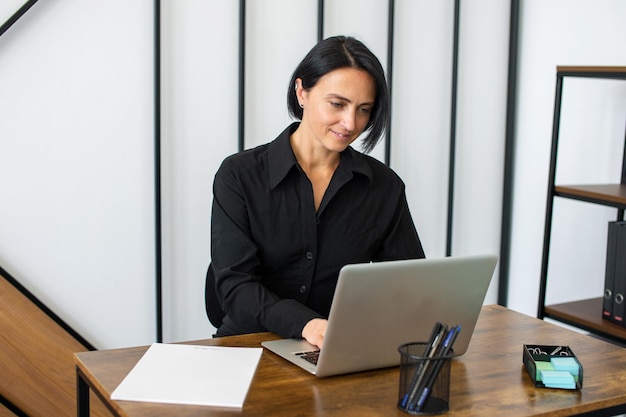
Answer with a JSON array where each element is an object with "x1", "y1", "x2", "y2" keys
[{"x1": 397, "y1": 342, "x2": 453, "y2": 415}]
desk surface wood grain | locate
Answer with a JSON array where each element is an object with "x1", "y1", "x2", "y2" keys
[{"x1": 74, "y1": 305, "x2": 626, "y2": 417}]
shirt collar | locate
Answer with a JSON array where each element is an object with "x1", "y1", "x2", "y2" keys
[{"x1": 268, "y1": 122, "x2": 374, "y2": 189}]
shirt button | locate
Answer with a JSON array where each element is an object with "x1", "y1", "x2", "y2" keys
[
  {"x1": 299, "y1": 285, "x2": 307, "y2": 293},
  {"x1": 306, "y1": 251, "x2": 314, "y2": 260}
]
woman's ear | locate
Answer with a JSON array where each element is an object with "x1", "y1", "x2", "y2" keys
[{"x1": 295, "y1": 78, "x2": 305, "y2": 108}]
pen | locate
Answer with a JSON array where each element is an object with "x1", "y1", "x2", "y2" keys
[
  {"x1": 405, "y1": 325, "x2": 449, "y2": 410},
  {"x1": 401, "y1": 322, "x2": 444, "y2": 408},
  {"x1": 412, "y1": 325, "x2": 461, "y2": 412},
  {"x1": 401, "y1": 323, "x2": 448, "y2": 409}
]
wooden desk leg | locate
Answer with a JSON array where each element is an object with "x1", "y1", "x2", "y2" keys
[{"x1": 76, "y1": 366, "x2": 90, "y2": 417}]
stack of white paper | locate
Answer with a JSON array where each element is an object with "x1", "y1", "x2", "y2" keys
[{"x1": 111, "y1": 343, "x2": 263, "y2": 408}]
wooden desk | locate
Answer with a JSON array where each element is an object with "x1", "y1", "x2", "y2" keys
[{"x1": 74, "y1": 305, "x2": 626, "y2": 417}]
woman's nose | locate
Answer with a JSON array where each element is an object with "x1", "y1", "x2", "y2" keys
[{"x1": 341, "y1": 110, "x2": 356, "y2": 131}]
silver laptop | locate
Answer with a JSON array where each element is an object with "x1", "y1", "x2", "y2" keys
[{"x1": 261, "y1": 254, "x2": 497, "y2": 377}]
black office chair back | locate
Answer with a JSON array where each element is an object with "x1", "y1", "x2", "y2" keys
[{"x1": 205, "y1": 264, "x2": 226, "y2": 328}]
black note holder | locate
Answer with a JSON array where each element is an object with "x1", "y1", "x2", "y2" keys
[{"x1": 523, "y1": 344, "x2": 583, "y2": 390}]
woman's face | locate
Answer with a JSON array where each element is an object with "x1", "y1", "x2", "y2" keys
[{"x1": 296, "y1": 67, "x2": 376, "y2": 154}]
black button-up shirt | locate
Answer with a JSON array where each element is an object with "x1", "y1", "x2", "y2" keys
[{"x1": 210, "y1": 123, "x2": 425, "y2": 338}]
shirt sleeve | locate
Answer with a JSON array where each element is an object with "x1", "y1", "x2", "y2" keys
[
  {"x1": 374, "y1": 184, "x2": 426, "y2": 262},
  {"x1": 210, "y1": 159, "x2": 322, "y2": 338}
]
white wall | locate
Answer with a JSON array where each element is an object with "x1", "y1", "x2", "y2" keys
[
  {"x1": 0, "y1": 0, "x2": 155, "y2": 349},
  {"x1": 1, "y1": 0, "x2": 623, "y2": 349},
  {"x1": 392, "y1": 1, "x2": 455, "y2": 257},
  {"x1": 159, "y1": 0, "x2": 241, "y2": 344}
]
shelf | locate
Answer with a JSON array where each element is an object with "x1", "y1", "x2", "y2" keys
[
  {"x1": 544, "y1": 298, "x2": 626, "y2": 341},
  {"x1": 554, "y1": 184, "x2": 626, "y2": 208},
  {"x1": 556, "y1": 66, "x2": 626, "y2": 79}
]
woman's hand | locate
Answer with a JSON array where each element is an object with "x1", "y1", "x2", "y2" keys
[{"x1": 301, "y1": 318, "x2": 328, "y2": 348}]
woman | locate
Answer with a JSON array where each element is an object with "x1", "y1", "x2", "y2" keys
[{"x1": 206, "y1": 36, "x2": 425, "y2": 348}]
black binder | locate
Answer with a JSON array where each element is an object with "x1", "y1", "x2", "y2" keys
[
  {"x1": 603, "y1": 221, "x2": 618, "y2": 321},
  {"x1": 608, "y1": 221, "x2": 626, "y2": 326}
]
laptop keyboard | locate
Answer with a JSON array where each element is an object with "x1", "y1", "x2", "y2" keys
[{"x1": 296, "y1": 350, "x2": 320, "y2": 365}]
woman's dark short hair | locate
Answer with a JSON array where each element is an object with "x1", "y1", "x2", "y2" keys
[{"x1": 287, "y1": 36, "x2": 389, "y2": 154}]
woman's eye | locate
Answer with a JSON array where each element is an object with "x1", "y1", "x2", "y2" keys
[
  {"x1": 330, "y1": 101, "x2": 343, "y2": 109},
  {"x1": 360, "y1": 107, "x2": 372, "y2": 114}
]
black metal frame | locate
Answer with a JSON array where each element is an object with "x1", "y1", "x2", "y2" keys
[
  {"x1": 536, "y1": 71, "x2": 564, "y2": 320},
  {"x1": 76, "y1": 365, "x2": 122, "y2": 417},
  {"x1": 537, "y1": 68, "x2": 626, "y2": 341}
]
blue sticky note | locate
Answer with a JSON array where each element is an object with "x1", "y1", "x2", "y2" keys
[
  {"x1": 540, "y1": 370, "x2": 576, "y2": 389},
  {"x1": 551, "y1": 357, "x2": 579, "y2": 376},
  {"x1": 544, "y1": 381, "x2": 576, "y2": 389}
]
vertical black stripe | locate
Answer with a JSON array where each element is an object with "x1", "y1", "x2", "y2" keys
[
  {"x1": 446, "y1": 0, "x2": 460, "y2": 256},
  {"x1": 238, "y1": 0, "x2": 246, "y2": 152},
  {"x1": 385, "y1": 0, "x2": 395, "y2": 166},
  {"x1": 317, "y1": 0, "x2": 324, "y2": 42},
  {"x1": 0, "y1": 0, "x2": 39, "y2": 38},
  {"x1": 154, "y1": 0, "x2": 163, "y2": 343},
  {"x1": 498, "y1": 0, "x2": 520, "y2": 306}
]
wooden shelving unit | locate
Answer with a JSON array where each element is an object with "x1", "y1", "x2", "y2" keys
[
  {"x1": 544, "y1": 298, "x2": 626, "y2": 341},
  {"x1": 554, "y1": 184, "x2": 626, "y2": 207},
  {"x1": 537, "y1": 66, "x2": 626, "y2": 344}
]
